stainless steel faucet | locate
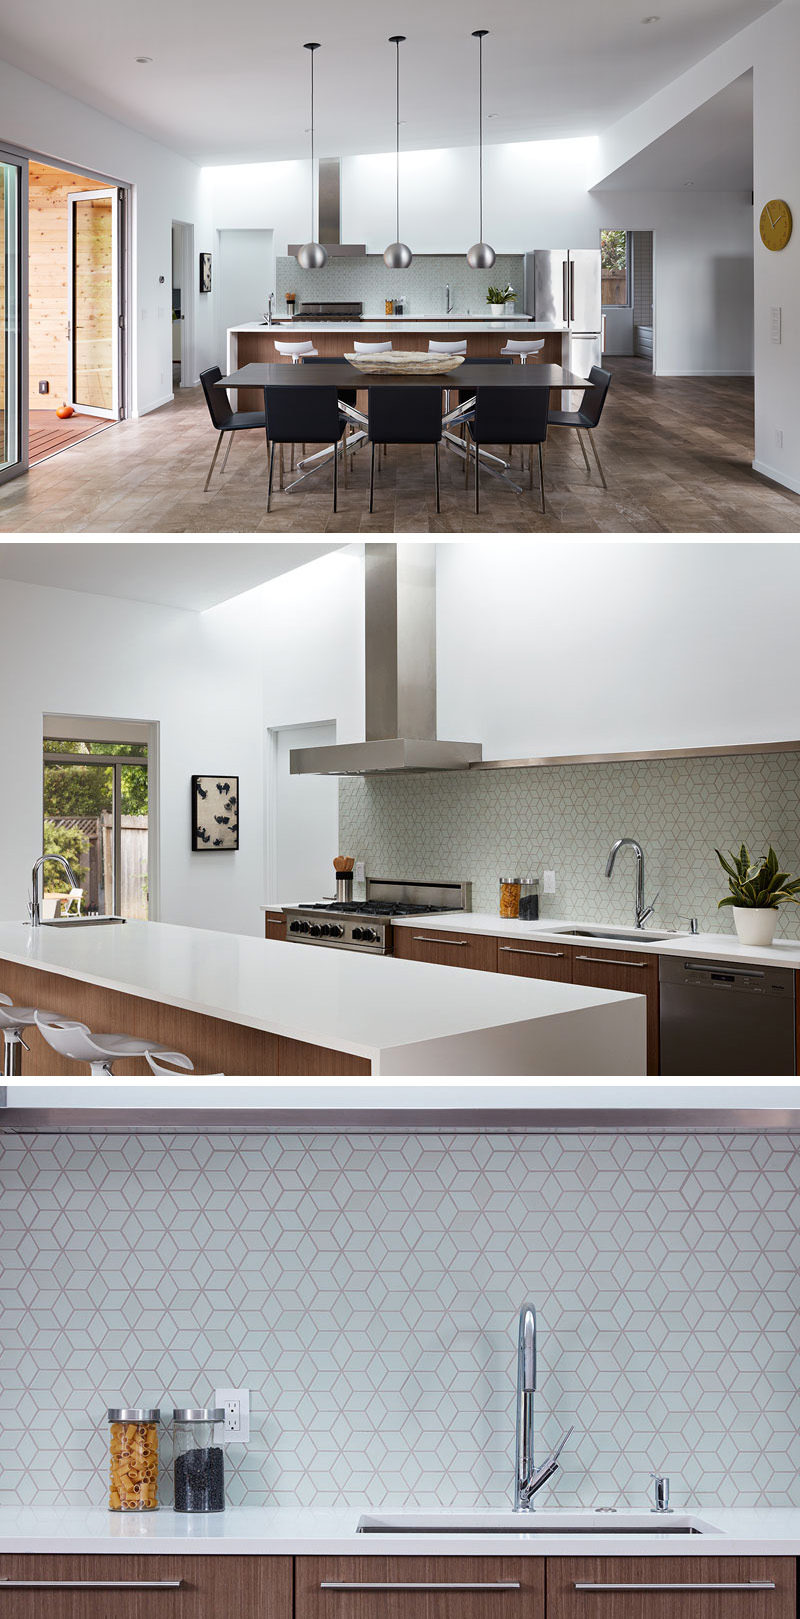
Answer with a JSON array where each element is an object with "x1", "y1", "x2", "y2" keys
[
  {"x1": 445, "y1": 283, "x2": 455, "y2": 313},
  {"x1": 605, "y1": 837, "x2": 658, "y2": 929},
  {"x1": 28, "y1": 854, "x2": 79, "y2": 927},
  {"x1": 267, "y1": 292, "x2": 275, "y2": 324},
  {"x1": 514, "y1": 1302, "x2": 573, "y2": 1511}
]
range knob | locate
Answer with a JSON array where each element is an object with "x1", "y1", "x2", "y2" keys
[
  {"x1": 309, "y1": 923, "x2": 322, "y2": 937},
  {"x1": 320, "y1": 924, "x2": 331, "y2": 937},
  {"x1": 362, "y1": 928, "x2": 378, "y2": 944},
  {"x1": 329, "y1": 924, "x2": 344, "y2": 938},
  {"x1": 289, "y1": 920, "x2": 301, "y2": 933},
  {"x1": 352, "y1": 927, "x2": 364, "y2": 941},
  {"x1": 298, "y1": 920, "x2": 310, "y2": 934}
]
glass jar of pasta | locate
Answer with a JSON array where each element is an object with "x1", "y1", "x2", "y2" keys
[
  {"x1": 499, "y1": 877, "x2": 521, "y2": 919},
  {"x1": 107, "y1": 1408, "x2": 160, "y2": 1511}
]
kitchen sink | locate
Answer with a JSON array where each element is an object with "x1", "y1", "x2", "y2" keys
[
  {"x1": 549, "y1": 927, "x2": 676, "y2": 945},
  {"x1": 356, "y1": 1512, "x2": 717, "y2": 1536},
  {"x1": 39, "y1": 916, "x2": 126, "y2": 927}
]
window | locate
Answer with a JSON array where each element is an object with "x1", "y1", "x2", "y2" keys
[
  {"x1": 42, "y1": 738, "x2": 149, "y2": 919},
  {"x1": 600, "y1": 229, "x2": 631, "y2": 308}
]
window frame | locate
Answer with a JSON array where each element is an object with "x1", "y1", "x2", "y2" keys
[{"x1": 42, "y1": 747, "x2": 148, "y2": 918}]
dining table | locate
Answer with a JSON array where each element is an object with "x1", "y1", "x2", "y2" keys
[{"x1": 216, "y1": 361, "x2": 594, "y2": 495}]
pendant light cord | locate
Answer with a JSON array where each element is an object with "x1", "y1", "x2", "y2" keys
[
  {"x1": 389, "y1": 35, "x2": 406, "y2": 244},
  {"x1": 304, "y1": 43, "x2": 321, "y2": 245},
  {"x1": 473, "y1": 29, "x2": 488, "y2": 242}
]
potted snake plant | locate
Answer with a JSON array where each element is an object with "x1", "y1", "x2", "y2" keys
[
  {"x1": 486, "y1": 284, "x2": 515, "y2": 317},
  {"x1": 715, "y1": 844, "x2": 800, "y2": 946}
]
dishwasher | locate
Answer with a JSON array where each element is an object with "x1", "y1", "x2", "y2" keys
[{"x1": 659, "y1": 954, "x2": 796, "y2": 1075}]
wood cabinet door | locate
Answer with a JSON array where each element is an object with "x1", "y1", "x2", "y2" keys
[
  {"x1": 496, "y1": 941, "x2": 573, "y2": 982},
  {"x1": 296, "y1": 1557, "x2": 543, "y2": 1619},
  {"x1": 547, "y1": 1557, "x2": 794, "y2": 1619},
  {"x1": 569, "y1": 945, "x2": 659, "y2": 1073},
  {"x1": 265, "y1": 910, "x2": 287, "y2": 941},
  {"x1": 392, "y1": 928, "x2": 498, "y2": 972},
  {"x1": 0, "y1": 1555, "x2": 292, "y2": 1619}
]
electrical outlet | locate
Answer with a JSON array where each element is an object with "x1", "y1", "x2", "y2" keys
[
  {"x1": 543, "y1": 869, "x2": 556, "y2": 894},
  {"x1": 214, "y1": 1387, "x2": 249, "y2": 1443},
  {"x1": 355, "y1": 861, "x2": 366, "y2": 885},
  {"x1": 38, "y1": 380, "x2": 49, "y2": 395}
]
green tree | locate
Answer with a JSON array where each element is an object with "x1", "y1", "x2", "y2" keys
[
  {"x1": 43, "y1": 823, "x2": 89, "y2": 892},
  {"x1": 600, "y1": 229, "x2": 627, "y2": 273}
]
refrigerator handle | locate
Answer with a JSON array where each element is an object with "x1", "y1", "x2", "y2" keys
[
  {"x1": 569, "y1": 260, "x2": 575, "y2": 324},
  {"x1": 562, "y1": 259, "x2": 569, "y2": 324}
]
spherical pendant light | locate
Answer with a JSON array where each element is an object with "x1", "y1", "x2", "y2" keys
[
  {"x1": 467, "y1": 29, "x2": 496, "y2": 270},
  {"x1": 383, "y1": 35, "x2": 413, "y2": 270},
  {"x1": 296, "y1": 43, "x2": 328, "y2": 271}
]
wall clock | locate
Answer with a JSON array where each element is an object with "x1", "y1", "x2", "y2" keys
[{"x1": 759, "y1": 199, "x2": 792, "y2": 251}]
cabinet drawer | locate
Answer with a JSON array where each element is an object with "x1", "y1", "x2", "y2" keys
[
  {"x1": 297, "y1": 1558, "x2": 543, "y2": 1619},
  {"x1": 547, "y1": 1558, "x2": 794, "y2": 1619},
  {"x1": 393, "y1": 928, "x2": 498, "y2": 972},
  {"x1": 0, "y1": 1555, "x2": 292, "y2": 1619},
  {"x1": 570, "y1": 945, "x2": 659, "y2": 1073},
  {"x1": 264, "y1": 910, "x2": 287, "y2": 941},
  {"x1": 497, "y1": 940, "x2": 573, "y2": 982}
]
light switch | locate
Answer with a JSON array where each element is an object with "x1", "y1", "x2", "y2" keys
[
  {"x1": 770, "y1": 306, "x2": 782, "y2": 344},
  {"x1": 355, "y1": 861, "x2": 366, "y2": 885},
  {"x1": 543, "y1": 869, "x2": 556, "y2": 894}
]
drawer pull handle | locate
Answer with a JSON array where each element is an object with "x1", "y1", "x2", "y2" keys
[
  {"x1": 573, "y1": 1582, "x2": 776, "y2": 1592},
  {"x1": 499, "y1": 947, "x2": 565, "y2": 959},
  {"x1": 411, "y1": 937, "x2": 468, "y2": 947},
  {"x1": 574, "y1": 955, "x2": 647, "y2": 969},
  {"x1": 0, "y1": 1580, "x2": 184, "y2": 1590},
  {"x1": 320, "y1": 1583, "x2": 522, "y2": 1592}
]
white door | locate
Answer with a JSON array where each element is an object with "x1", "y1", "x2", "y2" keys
[
  {"x1": 268, "y1": 722, "x2": 339, "y2": 903},
  {"x1": 68, "y1": 188, "x2": 120, "y2": 419}
]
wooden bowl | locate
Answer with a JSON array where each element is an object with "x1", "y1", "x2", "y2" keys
[{"x1": 344, "y1": 351, "x2": 465, "y2": 374}]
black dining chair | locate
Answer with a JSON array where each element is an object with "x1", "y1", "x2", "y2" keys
[
  {"x1": 302, "y1": 358, "x2": 361, "y2": 488},
  {"x1": 468, "y1": 387, "x2": 550, "y2": 515},
  {"x1": 200, "y1": 366, "x2": 267, "y2": 492},
  {"x1": 452, "y1": 355, "x2": 513, "y2": 478},
  {"x1": 548, "y1": 365, "x2": 612, "y2": 489},
  {"x1": 263, "y1": 385, "x2": 345, "y2": 513},
  {"x1": 366, "y1": 388, "x2": 444, "y2": 514}
]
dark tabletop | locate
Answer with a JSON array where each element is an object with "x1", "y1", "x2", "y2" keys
[{"x1": 217, "y1": 362, "x2": 592, "y2": 391}]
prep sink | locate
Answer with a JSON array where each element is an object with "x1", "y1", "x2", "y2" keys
[
  {"x1": 357, "y1": 1511, "x2": 718, "y2": 1535},
  {"x1": 549, "y1": 926, "x2": 677, "y2": 944},
  {"x1": 39, "y1": 916, "x2": 126, "y2": 927}
]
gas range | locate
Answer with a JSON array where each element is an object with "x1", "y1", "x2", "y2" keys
[{"x1": 283, "y1": 879, "x2": 471, "y2": 954}]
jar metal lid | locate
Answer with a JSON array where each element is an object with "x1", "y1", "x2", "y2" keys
[
  {"x1": 172, "y1": 1408, "x2": 224, "y2": 1423},
  {"x1": 499, "y1": 876, "x2": 521, "y2": 884},
  {"x1": 519, "y1": 877, "x2": 540, "y2": 885},
  {"x1": 107, "y1": 1408, "x2": 160, "y2": 1423}
]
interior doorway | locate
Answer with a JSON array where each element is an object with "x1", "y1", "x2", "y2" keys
[
  {"x1": 171, "y1": 220, "x2": 195, "y2": 389},
  {"x1": 28, "y1": 160, "x2": 126, "y2": 465},
  {"x1": 600, "y1": 228, "x2": 654, "y2": 374},
  {"x1": 266, "y1": 720, "x2": 338, "y2": 903}
]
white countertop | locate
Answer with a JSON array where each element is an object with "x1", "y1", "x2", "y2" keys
[
  {"x1": 0, "y1": 919, "x2": 642, "y2": 1076},
  {"x1": 0, "y1": 1506, "x2": 797, "y2": 1557},
  {"x1": 228, "y1": 320, "x2": 566, "y2": 336},
  {"x1": 390, "y1": 912, "x2": 800, "y2": 972}
]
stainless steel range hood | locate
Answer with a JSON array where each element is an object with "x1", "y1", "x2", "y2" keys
[
  {"x1": 290, "y1": 545, "x2": 483, "y2": 776},
  {"x1": 288, "y1": 159, "x2": 366, "y2": 258}
]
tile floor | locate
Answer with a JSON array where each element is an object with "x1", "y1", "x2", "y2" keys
[{"x1": 2, "y1": 360, "x2": 799, "y2": 533}]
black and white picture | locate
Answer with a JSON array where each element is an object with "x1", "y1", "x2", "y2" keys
[
  {"x1": 199, "y1": 252, "x2": 212, "y2": 293},
  {"x1": 192, "y1": 775, "x2": 239, "y2": 850}
]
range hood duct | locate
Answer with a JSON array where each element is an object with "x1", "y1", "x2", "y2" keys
[
  {"x1": 290, "y1": 545, "x2": 483, "y2": 776},
  {"x1": 288, "y1": 158, "x2": 366, "y2": 258}
]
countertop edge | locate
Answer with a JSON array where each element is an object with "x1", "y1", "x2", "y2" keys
[{"x1": 1, "y1": 1533, "x2": 798, "y2": 1557}]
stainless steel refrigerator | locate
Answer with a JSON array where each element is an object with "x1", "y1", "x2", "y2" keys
[{"x1": 524, "y1": 249, "x2": 601, "y2": 407}]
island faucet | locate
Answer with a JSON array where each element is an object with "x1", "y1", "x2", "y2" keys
[
  {"x1": 514, "y1": 1302, "x2": 574, "y2": 1511},
  {"x1": 605, "y1": 837, "x2": 658, "y2": 929},
  {"x1": 28, "y1": 854, "x2": 79, "y2": 927}
]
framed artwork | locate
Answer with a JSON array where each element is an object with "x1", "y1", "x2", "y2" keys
[
  {"x1": 199, "y1": 252, "x2": 212, "y2": 293},
  {"x1": 192, "y1": 775, "x2": 239, "y2": 850}
]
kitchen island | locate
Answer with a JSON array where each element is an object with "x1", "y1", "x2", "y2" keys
[{"x1": 0, "y1": 919, "x2": 644, "y2": 1077}]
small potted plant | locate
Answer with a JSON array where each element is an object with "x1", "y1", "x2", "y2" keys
[
  {"x1": 486, "y1": 284, "x2": 515, "y2": 317},
  {"x1": 715, "y1": 843, "x2": 800, "y2": 946}
]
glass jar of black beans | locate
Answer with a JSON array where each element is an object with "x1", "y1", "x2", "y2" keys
[
  {"x1": 519, "y1": 878, "x2": 540, "y2": 921},
  {"x1": 172, "y1": 1408, "x2": 225, "y2": 1512}
]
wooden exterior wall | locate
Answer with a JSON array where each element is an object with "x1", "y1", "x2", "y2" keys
[{"x1": 28, "y1": 162, "x2": 112, "y2": 412}]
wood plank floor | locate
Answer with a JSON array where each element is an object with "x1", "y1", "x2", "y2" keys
[
  {"x1": 2, "y1": 360, "x2": 799, "y2": 533},
  {"x1": 29, "y1": 410, "x2": 113, "y2": 466}
]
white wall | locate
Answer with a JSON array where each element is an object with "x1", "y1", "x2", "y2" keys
[
  {"x1": 216, "y1": 228, "x2": 274, "y2": 358},
  {"x1": 0, "y1": 54, "x2": 215, "y2": 415},
  {"x1": 435, "y1": 541, "x2": 800, "y2": 759},
  {"x1": 0, "y1": 580, "x2": 264, "y2": 933}
]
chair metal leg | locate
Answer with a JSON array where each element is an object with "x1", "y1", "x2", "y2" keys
[
  {"x1": 333, "y1": 435, "x2": 339, "y2": 513},
  {"x1": 464, "y1": 426, "x2": 470, "y2": 487},
  {"x1": 577, "y1": 428, "x2": 592, "y2": 475},
  {"x1": 279, "y1": 445, "x2": 284, "y2": 490},
  {"x1": 204, "y1": 432, "x2": 225, "y2": 492},
  {"x1": 588, "y1": 431, "x2": 608, "y2": 490},
  {"x1": 538, "y1": 442, "x2": 546, "y2": 515},
  {"x1": 267, "y1": 442, "x2": 276, "y2": 512},
  {"x1": 529, "y1": 447, "x2": 534, "y2": 491},
  {"x1": 475, "y1": 440, "x2": 480, "y2": 515},
  {"x1": 220, "y1": 433, "x2": 234, "y2": 474},
  {"x1": 369, "y1": 442, "x2": 376, "y2": 513},
  {"x1": 434, "y1": 442, "x2": 441, "y2": 514}
]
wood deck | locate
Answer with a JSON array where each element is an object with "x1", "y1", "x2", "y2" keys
[{"x1": 29, "y1": 410, "x2": 112, "y2": 466}]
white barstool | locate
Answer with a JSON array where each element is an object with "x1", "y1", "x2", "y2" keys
[
  {"x1": 35, "y1": 1012, "x2": 175, "y2": 1077},
  {"x1": 274, "y1": 341, "x2": 319, "y2": 473},
  {"x1": 353, "y1": 340, "x2": 393, "y2": 353},
  {"x1": 428, "y1": 339, "x2": 467, "y2": 355},
  {"x1": 0, "y1": 992, "x2": 40, "y2": 1077},
  {"x1": 146, "y1": 1050, "x2": 198, "y2": 1076},
  {"x1": 500, "y1": 339, "x2": 545, "y2": 365}
]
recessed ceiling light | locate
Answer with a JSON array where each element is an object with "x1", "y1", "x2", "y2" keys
[
  {"x1": 135, "y1": 55, "x2": 153, "y2": 63},
  {"x1": 684, "y1": 180, "x2": 695, "y2": 187},
  {"x1": 641, "y1": 14, "x2": 660, "y2": 21}
]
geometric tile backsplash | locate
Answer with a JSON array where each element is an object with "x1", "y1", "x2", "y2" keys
[
  {"x1": 275, "y1": 254, "x2": 524, "y2": 318},
  {"x1": 1, "y1": 1130, "x2": 798, "y2": 1510},
  {"x1": 340, "y1": 750, "x2": 800, "y2": 933}
]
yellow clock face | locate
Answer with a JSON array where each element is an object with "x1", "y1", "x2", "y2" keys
[{"x1": 760, "y1": 199, "x2": 793, "y2": 251}]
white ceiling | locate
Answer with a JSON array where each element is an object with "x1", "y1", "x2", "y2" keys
[
  {"x1": 0, "y1": 542, "x2": 345, "y2": 611},
  {"x1": 597, "y1": 72, "x2": 753, "y2": 191},
  {"x1": 0, "y1": 0, "x2": 779, "y2": 164}
]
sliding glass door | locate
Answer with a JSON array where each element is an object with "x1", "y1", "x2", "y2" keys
[{"x1": 0, "y1": 150, "x2": 27, "y2": 484}]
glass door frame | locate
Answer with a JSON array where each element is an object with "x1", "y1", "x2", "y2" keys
[
  {"x1": 42, "y1": 749, "x2": 149, "y2": 917},
  {"x1": 0, "y1": 147, "x2": 28, "y2": 486},
  {"x1": 67, "y1": 186, "x2": 121, "y2": 420}
]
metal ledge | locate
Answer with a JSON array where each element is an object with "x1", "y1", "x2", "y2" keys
[
  {"x1": 2, "y1": 1108, "x2": 799, "y2": 1134},
  {"x1": 469, "y1": 740, "x2": 800, "y2": 771}
]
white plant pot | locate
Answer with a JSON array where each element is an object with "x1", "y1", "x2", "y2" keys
[
  {"x1": 486, "y1": 305, "x2": 504, "y2": 317},
  {"x1": 732, "y1": 906, "x2": 778, "y2": 947}
]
